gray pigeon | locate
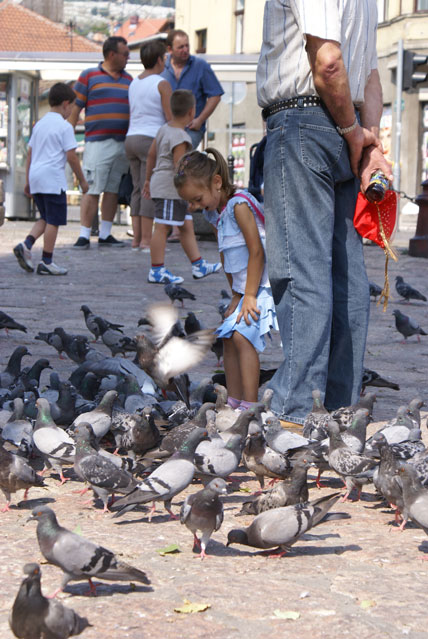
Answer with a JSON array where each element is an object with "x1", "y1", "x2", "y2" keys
[
  {"x1": 180, "y1": 477, "x2": 227, "y2": 559},
  {"x1": 93, "y1": 317, "x2": 136, "y2": 357},
  {"x1": 33, "y1": 399, "x2": 75, "y2": 484},
  {"x1": 263, "y1": 416, "x2": 309, "y2": 456},
  {"x1": 238, "y1": 455, "x2": 313, "y2": 515},
  {"x1": 327, "y1": 420, "x2": 378, "y2": 501},
  {"x1": 331, "y1": 393, "x2": 376, "y2": 430},
  {"x1": 80, "y1": 304, "x2": 124, "y2": 342},
  {"x1": 340, "y1": 408, "x2": 371, "y2": 453},
  {"x1": 227, "y1": 492, "x2": 349, "y2": 556},
  {"x1": 0, "y1": 439, "x2": 45, "y2": 511},
  {"x1": 0, "y1": 310, "x2": 27, "y2": 334},
  {"x1": 365, "y1": 405, "x2": 419, "y2": 455},
  {"x1": 112, "y1": 427, "x2": 209, "y2": 521},
  {"x1": 212, "y1": 384, "x2": 240, "y2": 432},
  {"x1": 53, "y1": 328, "x2": 90, "y2": 364},
  {"x1": 396, "y1": 463, "x2": 428, "y2": 541},
  {"x1": 111, "y1": 409, "x2": 161, "y2": 457},
  {"x1": 395, "y1": 275, "x2": 427, "y2": 303},
  {"x1": 302, "y1": 389, "x2": 330, "y2": 440},
  {"x1": 10, "y1": 562, "x2": 92, "y2": 639},
  {"x1": 136, "y1": 303, "x2": 214, "y2": 393},
  {"x1": 164, "y1": 283, "x2": 196, "y2": 306},
  {"x1": 73, "y1": 423, "x2": 139, "y2": 512},
  {"x1": 150, "y1": 402, "x2": 214, "y2": 458},
  {"x1": 28, "y1": 506, "x2": 150, "y2": 597},
  {"x1": 362, "y1": 367, "x2": 400, "y2": 392},
  {"x1": 70, "y1": 390, "x2": 117, "y2": 442},
  {"x1": 35, "y1": 330, "x2": 66, "y2": 359},
  {"x1": 242, "y1": 422, "x2": 292, "y2": 488},
  {"x1": 372, "y1": 433, "x2": 405, "y2": 526},
  {"x1": 369, "y1": 281, "x2": 382, "y2": 301},
  {"x1": 1, "y1": 398, "x2": 33, "y2": 456},
  {"x1": 392, "y1": 309, "x2": 427, "y2": 342},
  {"x1": 0, "y1": 346, "x2": 30, "y2": 388}
]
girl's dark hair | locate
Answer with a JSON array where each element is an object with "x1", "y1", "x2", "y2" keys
[
  {"x1": 140, "y1": 40, "x2": 166, "y2": 69},
  {"x1": 174, "y1": 147, "x2": 235, "y2": 198}
]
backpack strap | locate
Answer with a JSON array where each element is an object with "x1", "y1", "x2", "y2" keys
[{"x1": 234, "y1": 191, "x2": 265, "y2": 225}]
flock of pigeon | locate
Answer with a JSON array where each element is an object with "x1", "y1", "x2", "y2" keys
[{"x1": 0, "y1": 274, "x2": 427, "y2": 638}]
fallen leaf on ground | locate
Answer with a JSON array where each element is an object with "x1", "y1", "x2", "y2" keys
[
  {"x1": 273, "y1": 610, "x2": 300, "y2": 620},
  {"x1": 156, "y1": 543, "x2": 181, "y2": 556},
  {"x1": 174, "y1": 600, "x2": 211, "y2": 614},
  {"x1": 360, "y1": 600, "x2": 376, "y2": 609}
]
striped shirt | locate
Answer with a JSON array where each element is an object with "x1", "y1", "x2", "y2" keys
[
  {"x1": 257, "y1": 0, "x2": 378, "y2": 108},
  {"x1": 74, "y1": 63, "x2": 132, "y2": 142}
]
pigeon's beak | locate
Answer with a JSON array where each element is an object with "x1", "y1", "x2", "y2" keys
[{"x1": 26, "y1": 515, "x2": 35, "y2": 523}]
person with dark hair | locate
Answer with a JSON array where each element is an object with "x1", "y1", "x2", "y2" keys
[
  {"x1": 143, "y1": 89, "x2": 221, "y2": 284},
  {"x1": 69, "y1": 36, "x2": 131, "y2": 250},
  {"x1": 162, "y1": 29, "x2": 224, "y2": 242},
  {"x1": 13, "y1": 83, "x2": 88, "y2": 275},
  {"x1": 125, "y1": 39, "x2": 171, "y2": 251},
  {"x1": 175, "y1": 147, "x2": 278, "y2": 410}
]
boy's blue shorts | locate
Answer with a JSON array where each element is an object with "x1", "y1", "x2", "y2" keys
[{"x1": 33, "y1": 191, "x2": 67, "y2": 226}]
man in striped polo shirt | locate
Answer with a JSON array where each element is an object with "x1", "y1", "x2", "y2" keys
[
  {"x1": 257, "y1": 0, "x2": 393, "y2": 425},
  {"x1": 70, "y1": 36, "x2": 131, "y2": 249}
]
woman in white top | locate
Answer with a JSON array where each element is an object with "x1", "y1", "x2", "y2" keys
[{"x1": 125, "y1": 40, "x2": 172, "y2": 250}]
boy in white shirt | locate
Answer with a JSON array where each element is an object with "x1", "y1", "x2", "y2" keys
[{"x1": 13, "y1": 83, "x2": 88, "y2": 275}]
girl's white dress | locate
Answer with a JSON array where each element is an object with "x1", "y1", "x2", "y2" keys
[{"x1": 204, "y1": 190, "x2": 278, "y2": 352}]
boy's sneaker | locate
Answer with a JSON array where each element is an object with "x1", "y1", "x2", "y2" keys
[
  {"x1": 36, "y1": 261, "x2": 68, "y2": 276},
  {"x1": 147, "y1": 266, "x2": 184, "y2": 284},
  {"x1": 192, "y1": 259, "x2": 222, "y2": 279},
  {"x1": 13, "y1": 243, "x2": 34, "y2": 272},
  {"x1": 98, "y1": 235, "x2": 125, "y2": 248},
  {"x1": 72, "y1": 236, "x2": 90, "y2": 250}
]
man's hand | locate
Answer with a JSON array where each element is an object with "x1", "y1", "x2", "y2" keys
[
  {"x1": 343, "y1": 124, "x2": 378, "y2": 177},
  {"x1": 80, "y1": 178, "x2": 89, "y2": 194},
  {"x1": 359, "y1": 144, "x2": 393, "y2": 194},
  {"x1": 188, "y1": 116, "x2": 203, "y2": 131}
]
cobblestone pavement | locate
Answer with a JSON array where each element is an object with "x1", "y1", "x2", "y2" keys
[{"x1": 1, "y1": 219, "x2": 428, "y2": 639}]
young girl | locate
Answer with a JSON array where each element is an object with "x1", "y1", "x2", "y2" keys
[{"x1": 174, "y1": 148, "x2": 278, "y2": 410}]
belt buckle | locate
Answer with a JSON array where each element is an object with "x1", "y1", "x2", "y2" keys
[{"x1": 297, "y1": 97, "x2": 304, "y2": 108}]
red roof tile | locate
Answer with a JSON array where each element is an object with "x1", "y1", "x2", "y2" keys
[
  {"x1": 114, "y1": 16, "x2": 170, "y2": 45},
  {"x1": 0, "y1": 0, "x2": 101, "y2": 52}
]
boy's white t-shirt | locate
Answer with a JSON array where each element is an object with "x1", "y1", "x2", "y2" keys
[{"x1": 28, "y1": 111, "x2": 77, "y2": 194}]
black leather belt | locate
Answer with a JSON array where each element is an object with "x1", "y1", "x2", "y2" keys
[{"x1": 262, "y1": 96, "x2": 322, "y2": 120}]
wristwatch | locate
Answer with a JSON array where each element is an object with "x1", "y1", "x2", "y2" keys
[{"x1": 336, "y1": 117, "x2": 358, "y2": 136}]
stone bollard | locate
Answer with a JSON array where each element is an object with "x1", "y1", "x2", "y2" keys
[{"x1": 408, "y1": 178, "x2": 428, "y2": 258}]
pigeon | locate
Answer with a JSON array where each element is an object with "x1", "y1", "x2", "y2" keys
[
  {"x1": 112, "y1": 427, "x2": 209, "y2": 521},
  {"x1": 238, "y1": 455, "x2": 314, "y2": 515},
  {"x1": 227, "y1": 492, "x2": 349, "y2": 556},
  {"x1": 372, "y1": 433, "x2": 405, "y2": 524},
  {"x1": 19, "y1": 359, "x2": 52, "y2": 387},
  {"x1": 0, "y1": 346, "x2": 31, "y2": 388},
  {"x1": 263, "y1": 417, "x2": 309, "y2": 457},
  {"x1": 392, "y1": 309, "x2": 427, "y2": 342},
  {"x1": 53, "y1": 328, "x2": 90, "y2": 364},
  {"x1": 93, "y1": 317, "x2": 136, "y2": 357},
  {"x1": 184, "y1": 311, "x2": 202, "y2": 335},
  {"x1": 180, "y1": 477, "x2": 227, "y2": 559},
  {"x1": 242, "y1": 422, "x2": 292, "y2": 488},
  {"x1": 396, "y1": 463, "x2": 428, "y2": 540},
  {"x1": 152, "y1": 402, "x2": 215, "y2": 457},
  {"x1": 395, "y1": 275, "x2": 427, "y2": 303},
  {"x1": 1, "y1": 398, "x2": 33, "y2": 456},
  {"x1": 135, "y1": 303, "x2": 215, "y2": 395},
  {"x1": 69, "y1": 356, "x2": 155, "y2": 395},
  {"x1": 9, "y1": 562, "x2": 92, "y2": 639},
  {"x1": 302, "y1": 390, "x2": 331, "y2": 440},
  {"x1": 326, "y1": 420, "x2": 378, "y2": 501},
  {"x1": 212, "y1": 384, "x2": 240, "y2": 432},
  {"x1": 33, "y1": 398, "x2": 75, "y2": 484},
  {"x1": 0, "y1": 439, "x2": 45, "y2": 511},
  {"x1": 70, "y1": 390, "x2": 117, "y2": 442},
  {"x1": 406, "y1": 397, "x2": 425, "y2": 429},
  {"x1": 365, "y1": 405, "x2": 419, "y2": 454},
  {"x1": 49, "y1": 382, "x2": 77, "y2": 426},
  {"x1": 35, "y1": 330, "x2": 66, "y2": 359},
  {"x1": 80, "y1": 304, "x2": 124, "y2": 342},
  {"x1": 369, "y1": 281, "x2": 382, "y2": 301},
  {"x1": 0, "y1": 310, "x2": 27, "y2": 334},
  {"x1": 212, "y1": 368, "x2": 276, "y2": 389},
  {"x1": 218, "y1": 289, "x2": 231, "y2": 319},
  {"x1": 164, "y1": 283, "x2": 196, "y2": 306},
  {"x1": 112, "y1": 409, "x2": 161, "y2": 457},
  {"x1": 331, "y1": 393, "x2": 376, "y2": 430},
  {"x1": 340, "y1": 408, "x2": 371, "y2": 453},
  {"x1": 27, "y1": 506, "x2": 150, "y2": 597},
  {"x1": 362, "y1": 367, "x2": 400, "y2": 392},
  {"x1": 73, "y1": 423, "x2": 139, "y2": 512}
]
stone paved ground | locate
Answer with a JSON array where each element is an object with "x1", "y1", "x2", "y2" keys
[{"x1": 1, "y1": 219, "x2": 428, "y2": 638}]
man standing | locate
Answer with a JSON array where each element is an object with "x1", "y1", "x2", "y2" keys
[
  {"x1": 161, "y1": 29, "x2": 224, "y2": 150},
  {"x1": 70, "y1": 36, "x2": 131, "y2": 249},
  {"x1": 257, "y1": 1, "x2": 393, "y2": 424}
]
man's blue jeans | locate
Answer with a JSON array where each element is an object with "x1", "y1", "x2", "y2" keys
[{"x1": 264, "y1": 104, "x2": 370, "y2": 422}]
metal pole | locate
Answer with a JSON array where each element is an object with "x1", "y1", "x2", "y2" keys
[{"x1": 394, "y1": 39, "x2": 403, "y2": 192}]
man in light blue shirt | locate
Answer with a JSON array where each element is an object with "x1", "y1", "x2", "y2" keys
[{"x1": 161, "y1": 29, "x2": 224, "y2": 149}]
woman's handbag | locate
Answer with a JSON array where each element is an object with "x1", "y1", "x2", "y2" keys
[{"x1": 118, "y1": 170, "x2": 133, "y2": 206}]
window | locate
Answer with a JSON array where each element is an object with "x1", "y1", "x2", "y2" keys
[
  {"x1": 195, "y1": 28, "x2": 207, "y2": 54},
  {"x1": 235, "y1": 0, "x2": 244, "y2": 54},
  {"x1": 416, "y1": 0, "x2": 428, "y2": 10}
]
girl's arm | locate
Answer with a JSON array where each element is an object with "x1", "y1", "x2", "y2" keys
[
  {"x1": 234, "y1": 202, "x2": 265, "y2": 325},
  {"x1": 142, "y1": 139, "x2": 157, "y2": 199},
  {"x1": 158, "y1": 80, "x2": 173, "y2": 122}
]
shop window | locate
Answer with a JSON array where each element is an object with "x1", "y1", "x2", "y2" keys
[
  {"x1": 196, "y1": 29, "x2": 207, "y2": 54},
  {"x1": 416, "y1": 0, "x2": 428, "y2": 10}
]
